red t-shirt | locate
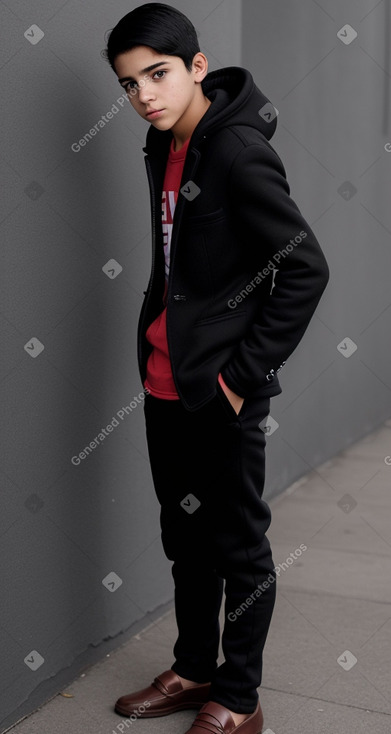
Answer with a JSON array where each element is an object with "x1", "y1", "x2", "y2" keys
[
  {"x1": 144, "y1": 135, "x2": 230, "y2": 400},
  {"x1": 144, "y1": 136, "x2": 190, "y2": 399}
]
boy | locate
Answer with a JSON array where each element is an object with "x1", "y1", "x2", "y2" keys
[{"x1": 106, "y1": 4, "x2": 329, "y2": 733}]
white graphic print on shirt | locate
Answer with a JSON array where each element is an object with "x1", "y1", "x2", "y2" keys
[{"x1": 162, "y1": 190, "x2": 177, "y2": 281}]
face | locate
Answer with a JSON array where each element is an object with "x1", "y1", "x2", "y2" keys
[{"x1": 114, "y1": 45, "x2": 208, "y2": 131}]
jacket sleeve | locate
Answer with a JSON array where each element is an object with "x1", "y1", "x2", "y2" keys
[{"x1": 220, "y1": 141, "x2": 330, "y2": 398}]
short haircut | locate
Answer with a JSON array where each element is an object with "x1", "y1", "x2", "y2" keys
[{"x1": 106, "y1": 2, "x2": 201, "y2": 73}]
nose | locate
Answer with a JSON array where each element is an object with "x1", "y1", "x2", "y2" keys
[{"x1": 137, "y1": 79, "x2": 155, "y2": 105}]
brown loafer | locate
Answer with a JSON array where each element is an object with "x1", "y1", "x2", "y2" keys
[
  {"x1": 114, "y1": 669, "x2": 211, "y2": 718},
  {"x1": 183, "y1": 698, "x2": 264, "y2": 733}
]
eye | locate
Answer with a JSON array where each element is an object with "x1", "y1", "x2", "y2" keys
[
  {"x1": 122, "y1": 70, "x2": 166, "y2": 93},
  {"x1": 124, "y1": 81, "x2": 137, "y2": 92},
  {"x1": 152, "y1": 70, "x2": 166, "y2": 80}
]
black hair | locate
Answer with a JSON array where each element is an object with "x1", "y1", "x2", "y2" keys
[{"x1": 106, "y1": 3, "x2": 200, "y2": 74}]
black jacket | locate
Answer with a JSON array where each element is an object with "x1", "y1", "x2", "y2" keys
[{"x1": 138, "y1": 66, "x2": 329, "y2": 411}]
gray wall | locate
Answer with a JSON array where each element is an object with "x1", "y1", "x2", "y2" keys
[
  {"x1": 242, "y1": 0, "x2": 391, "y2": 493},
  {"x1": 1, "y1": 0, "x2": 390, "y2": 729},
  {"x1": 0, "y1": 1, "x2": 242, "y2": 730}
]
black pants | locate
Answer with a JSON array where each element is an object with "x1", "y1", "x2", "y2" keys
[{"x1": 143, "y1": 383, "x2": 276, "y2": 714}]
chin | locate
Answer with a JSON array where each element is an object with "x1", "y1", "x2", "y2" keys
[{"x1": 152, "y1": 118, "x2": 173, "y2": 130}]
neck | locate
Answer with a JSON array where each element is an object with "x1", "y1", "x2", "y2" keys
[{"x1": 172, "y1": 95, "x2": 212, "y2": 151}]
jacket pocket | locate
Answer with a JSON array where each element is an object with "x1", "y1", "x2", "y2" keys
[
  {"x1": 195, "y1": 309, "x2": 246, "y2": 327},
  {"x1": 186, "y1": 206, "x2": 225, "y2": 228}
]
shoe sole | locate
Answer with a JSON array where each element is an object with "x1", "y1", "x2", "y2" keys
[{"x1": 114, "y1": 700, "x2": 207, "y2": 718}]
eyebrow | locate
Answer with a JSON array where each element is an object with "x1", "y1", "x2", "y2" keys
[{"x1": 118, "y1": 61, "x2": 171, "y2": 84}]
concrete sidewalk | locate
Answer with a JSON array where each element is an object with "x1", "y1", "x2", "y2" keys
[{"x1": 6, "y1": 419, "x2": 391, "y2": 734}]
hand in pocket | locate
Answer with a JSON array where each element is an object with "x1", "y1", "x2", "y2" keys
[{"x1": 219, "y1": 379, "x2": 244, "y2": 415}]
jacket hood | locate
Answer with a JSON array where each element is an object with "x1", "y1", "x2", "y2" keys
[{"x1": 143, "y1": 66, "x2": 277, "y2": 155}]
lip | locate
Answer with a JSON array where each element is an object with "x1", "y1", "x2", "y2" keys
[{"x1": 146, "y1": 109, "x2": 164, "y2": 119}]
